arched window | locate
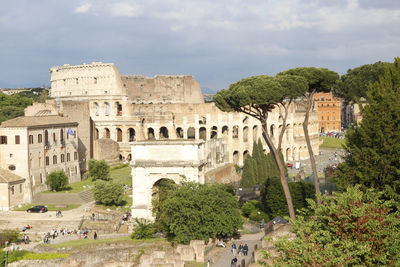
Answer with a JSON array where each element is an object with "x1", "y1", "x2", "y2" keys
[
  {"x1": 199, "y1": 127, "x2": 206, "y2": 141},
  {"x1": 128, "y1": 128, "x2": 135, "y2": 142},
  {"x1": 210, "y1": 126, "x2": 218, "y2": 139},
  {"x1": 38, "y1": 134, "x2": 43, "y2": 143},
  {"x1": 148, "y1": 128, "x2": 155, "y2": 140},
  {"x1": 187, "y1": 127, "x2": 195, "y2": 139},
  {"x1": 105, "y1": 128, "x2": 110, "y2": 139},
  {"x1": 176, "y1": 127, "x2": 184, "y2": 138},
  {"x1": 53, "y1": 155, "x2": 57, "y2": 164},
  {"x1": 233, "y1": 151, "x2": 239, "y2": 165},
  {"x1": 252, "y1": 125, "x2": 258, "y2": 141},
  {"x1": 222, "y1": 126, "x2": 228, "y2": 136},
  {"x1": 94, "y1": 102, "x2": 99, "y2": 116},
  {"x1": 116, "y1": 102, "x2": 122, "y2": 116},
  {"x1": 243, "y1": 126, "x2": 249, "y2": 142},
  {"x1": 117, "y1": 128, "x2": 122, "y2": 142},
  {"x1": 60, "y1": 129, "x2": 64, "y2": 142},
  {"x1": 243, "y1": 150, "x2": 249, "y2": 160},
  {"x1": 159, "y1": 127, "x2": 169, "y2": 139},
  {"x1": 232, "y1": 125, "x2": 239, "y2": 139},
  {"x1": 95, "y1": 128, "x2": 99, "y2": 140},
  {"x1": 105, "y1": 102, "x2": 110, "y2": 116}
]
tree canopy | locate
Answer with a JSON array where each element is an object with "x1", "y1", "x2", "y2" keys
[
  {"x1": 263, "y1": 186, "x2": 400, "y2": 266},
  {"x1": 0, "y1": 93, "x2": 33, "y2": 122},
  {"x1": 92, "y1": 180, "x2": 124, "y2": 205},
  {"x1": 46, "y1": 170, "x2": 68, "y2": 191},
  {"x1": 88, "y1": 159, "x2": 110, "y2": 181},
  {"x1": 333, "y1": 58, "x2": 400, "y2": 193},
  {"x1": 335, "y1": 61, "x2": 388, "y2": 102},
  {"x1": 158, "y1": 182, "x2": 242, "y2": 244}
]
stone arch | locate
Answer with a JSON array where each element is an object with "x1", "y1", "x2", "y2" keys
[
  {"x1": 243, "y1": 150, "x2": 249, "y2": 160},
  {"x1": 148, "y1": 128, "x2": 155, "y2": 140},
  {"x1": 116, "y1": 128, "x2": 123, "y2": 142},
  {"x1": 232, "y1": 125, "x2": 239, "y2": 139},
  {"x1": 286, "y1": 147, "x2": 291, "y2": 162},
  {"x1": 104, "y1": 102, "x2": 110, "y2": 116},
  {"x1": 95, "y1": 128, "x2": 99, "y2": 140},
  {"x1": 233, "y1": 151, "x2": 239, "y2": 165},
  {"x1": 159, "y1": 127, "x2": 169, "y2": 139},
  {"x1": 176, "y1": 127, "x2": 184, "y2": 138},
  {"x1": 270, "y1": 124, "x2": 275, "y2": 137},
  {"x1": 243, "y1": 126, "x2": 249, "y2": 142},
  {"x1": 222, "y1": 126, "x2": 229, "y2": 136},
  {"x1": 253, "y1": 125, "x2": 258, "y2": 141},
  {"x1": 116, "y1": 101, "x2": 122, "y2": 116},
  {"x1": 187, "y1": 127, "x2": 195, "y2": 139},
  {"x1": 105, "y1": 128, "x2": 110, "y2": 139},
  {"x1": 210, "y1": 126, "x2": 218, "y2": 139},
  {"x1": 94, "y1": 102, "x2": 99, "y2": 116},
  {"x1": 128, "y1": 128, "x2": 135, "y2": 142},
  {"x1": 199, "y1": 127, "x2": 207, "y2": 141}
]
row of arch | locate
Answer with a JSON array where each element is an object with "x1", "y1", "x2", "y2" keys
[{"x1": 94, "y1": 101, "x2": 123, "y2": 117}]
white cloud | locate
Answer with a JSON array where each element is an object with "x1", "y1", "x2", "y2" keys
[
  {"x1": 111, "y1": 2, "x2": 142, "y2": 17},
  {"x1": 74, "y1": 3, "x2": 92, "y2": 14}
]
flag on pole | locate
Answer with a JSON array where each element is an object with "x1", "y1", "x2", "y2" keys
[{"x1": 67, "y1": 128, "x2": 74, "y2": 137}]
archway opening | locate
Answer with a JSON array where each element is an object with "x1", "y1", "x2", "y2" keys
[
  {"x1": 243, "y1": 126, "x2": 249, "y2": 142},
  {"x1": 176, "y1": 127, "x2": 184, "y2": 138},
  {"x1": 199, "y1": 127, "x2": 207, "y2": 141},
  {"x1": 232, "y1": 125, "x2": 239, "y2": 139},
  {"x1": 243, "y1": 150, "x2": 249, "y2": 160},
  {"x1": 252, "y1": 125, "x2": 258, "y2": 141},
  {"x1": 117, "y1": 128, "x2": 122, "y2": 142},
  {"x1": 160, "y1": 127, "x2": 169, "y2": 139},
  {"x1": 116, "y1": 102, "x2": 122, "y2": 116},
  {"x1": 233, "y1": 151, "x2": 239, "y2": 165},
  {"x1": 152, "y1": 178, "x2": 177, "y2": 220},
  {"x1": 128, "y1": 128, "x2": 135, "y2": 142},
  {"x1": 105, "y1": 128, "x2": 110, "y2": 139},
  {"x1": 211, "y1": 126, "x2": 218, "y2": 139},
  {"x1": 187, "y1": 127, "x2": 195, "y2": 139},
  {"x1": 222, "y1": 126, "x2": 228, "y2": 136},
  {"x1": 148, "y1": 128, "x2": 155, "y2": 140}
]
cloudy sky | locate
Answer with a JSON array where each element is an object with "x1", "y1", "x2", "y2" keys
[{"x1": 1, "y1": 0, "x2": 400, "y2": 91}]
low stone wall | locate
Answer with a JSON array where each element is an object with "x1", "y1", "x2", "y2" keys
[{"x1": 205, "y1": 163, "x2": 240, "y2": 184}]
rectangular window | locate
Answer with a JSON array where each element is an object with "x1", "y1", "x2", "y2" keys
[
  {"x1": 67, "y1": 153, "x2": 70, "y2": 162},
  {"x1": 74, "y1": 152, "x2": 78, "y2": 160},
  {"x1": 15, "y1": 135, "x2": 20, "y2": 144},
  {"x1": 29, "y1": 135, "x2": 34, "y2": 144},
  {"x1": 333, "y1": 116, "x2": 335, "y2": 120},
  {"x1": 45, "y1": 156, "x2": 49, "y2": 166},
  {"x1": 53, "y1": 155, "x2": 57, "y2": 164},
  {"x1": 38, "y1": 134, "x2": 42, "y2": 143},
  {"x1": 61, "y1": 154, "x2": 65, "y2": 163},
  {"x1": 327, "y1": 116, "x2": 330, "y2": 120},
  {"x1": 321, "y1": 116, "x2": 324, "y2": 120},
  {"x1": 0, "y1": 136, "x2": 7, "y2": 144}
]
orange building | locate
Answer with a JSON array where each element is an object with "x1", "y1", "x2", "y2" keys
[{"x1": 314, "y1": 92, "x2": 341, "y2": 133}]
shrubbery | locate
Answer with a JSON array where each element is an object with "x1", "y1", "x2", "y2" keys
[
  {"x1": 131, "y1": 219, "x2": 155, "y2": 239},
  {"x1": 0, "y1": 230, "x2": 19, "y2": 248},
  {"x1": 92, "y1": 180, "x2": 124, "y2": 205},
  {"x1": 46, "y1": 170, "x2": 68, "y2": 191},
  {"x1": 263, "y1": 186, "x2": 400, "y2": 266},
  {"x1": 88, "y1": 159, "x2": 110, "y2": 181}
]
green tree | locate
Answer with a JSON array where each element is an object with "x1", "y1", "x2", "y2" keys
[
  {"x1": 215, "y1": 75, "x2": 307, "y2": 221},
  {"x1": 0, "y1": 230, "x2": 19, "y2": 247},
  {"x1": 0, "y1": 106, "x2": 25, "y2": 122},
  {"x1": 262, "y1": 178, "x2": 315, "y2": 219},
  {"x1": 46, "y1": 170, "x2": 68, "y2": 191},
  {"x1": 93, "y1": 180, "x2": 124, "y2": 205},
  {"x1": 333, "y1": 58, "x2": 400, "y2": 194},
  {"x1": 159, "y1": 182, "x2": 242, "y2": 244},
  {"x1": 88, "y1": 159, "x2": 110, "y2": 181},
  {"x1": 131, "y1": 219, "x2": 155, "y2": 239},
  {"x1": 336, "y1": 61, "x2": 387, "y2": 102},
  {"x1": 278, "y1": 68, "x2": 339, "y2": 199},
  {"x1": 0, "y1": 93, "x2": 33, "y2": 123},
  {"x1": 241, "y1": 156, "x2": 256, "y2": 188},
  {"x1": 262, "y1": 186, "x2": 400, "y2": 266},
  {"x1": 152, "y1": 179, "x2": 177, "y2": 232}
]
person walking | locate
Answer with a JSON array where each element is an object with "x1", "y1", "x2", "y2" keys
[
  {"x1": 94, "y1": 232, "x2": 98, "y2": 240},
  {"x1": 231, "y1": 256, "x2": 238, "y2": 267},
  {"x1": 231, "y1": 242, "x2": 237, "y2": 255},
  {"x1": 243, "y1": 244, "x2": 249, "y2": 256}
]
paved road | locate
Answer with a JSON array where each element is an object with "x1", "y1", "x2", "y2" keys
[{"x1": 211, "y1": 232, "x2": 264, "y2": 267}]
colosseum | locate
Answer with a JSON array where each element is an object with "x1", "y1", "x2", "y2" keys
[{"x1": 47, "y1": 62, "x2": 319, "y2": 167}]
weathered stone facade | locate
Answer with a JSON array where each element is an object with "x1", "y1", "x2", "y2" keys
[{"x1": 49, "y1": 62, "x2": 320, "y2": 168}]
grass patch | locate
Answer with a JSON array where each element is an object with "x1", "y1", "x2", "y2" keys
[
  {"x1": 40, "y1": 165, "x2": 132, "y2": 194},
  {"x1": 319, "y1": 136, "x2": 345, "y2": 149},
  {"x1": 48, "y1": 236, "x2": 166, "y2": 249},
  {"x1": 13, "y1": 204, "x2": 80, "y2": 211},
  {"x1": 185, "y1": 261, "x2": 205, "y2": 267}
]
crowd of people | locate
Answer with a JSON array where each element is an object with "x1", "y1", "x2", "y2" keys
[{"x1": 43, "y1": 228, "x2": 78, "y2": 244}]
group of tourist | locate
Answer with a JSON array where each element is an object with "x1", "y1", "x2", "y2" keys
[
  {"x1": 22, "y1": 225, "x2": 32, "y2": 232},
  {"x1": 232, "y1": 243, "x2": 249, "y2": 256},
  {"x1": 43, "y1": 228, "x2": 77, "y2": 244}
]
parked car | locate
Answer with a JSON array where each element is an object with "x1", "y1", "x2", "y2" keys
[{"x1": 26, "y1": 205, "x2": 48, "y2": 213}]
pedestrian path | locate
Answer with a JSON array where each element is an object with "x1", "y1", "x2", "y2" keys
[{"x1": 211, "y1": 231, "x2": 264, "y2": 267}]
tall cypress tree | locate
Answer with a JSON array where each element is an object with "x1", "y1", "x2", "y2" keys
[
  {"x1": 334, "y1": 58, "x2": 400, "y2": 194},
  {"x1": 241, "y1": 157, "x2": 256, "y2": 188}
]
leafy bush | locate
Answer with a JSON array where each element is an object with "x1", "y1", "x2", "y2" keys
[
  {"x1": 88, "y1": 159, "x2": 110, "y2": 181},
  {"x1": 249, "y1": 210, "x2": 269, "y2": 222},
  {"x1": 0, "y1": 230, "x2": 19, "y2": 247},
  {"x1": 131, "y1": 219, "x2": 155, "y2": 239},
  {"x1": 242, "y1": 200, "x2": 260, "y2": 217},
  {"x1": 46, "y1": 170, "x2": 68, "y2": 191},
  {"x1": 93, "y1": 180, "x2": 124, "y2": 205},
  {"x1": 264, "y1": 186, "x2": 400, "y2": 266},
  {"x1": 159, "y1": 182, "x2": 243, "y2": 244}
]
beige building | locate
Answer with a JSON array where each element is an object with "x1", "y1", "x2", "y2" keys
[
  {"x1": 48, "y1": 62, "x2": 320, "y2": 167},
  {"x1": 0, "y1": 169, "x2": 25, "y2": 211},
  {"x1": 0, "y1": 116, "x2": 80, "y2": 209}
]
